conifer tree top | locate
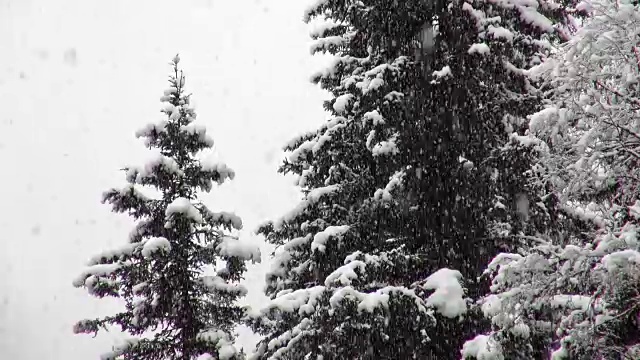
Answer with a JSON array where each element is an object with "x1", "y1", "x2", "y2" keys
[{"x1": 73, "y1": 55, "x2": 257, "y2": 360}]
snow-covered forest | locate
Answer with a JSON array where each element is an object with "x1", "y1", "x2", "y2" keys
[{"x1": 3, "y1": 0, "x2": 640, "y2": 359}]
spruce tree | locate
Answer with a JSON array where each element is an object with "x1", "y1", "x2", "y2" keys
[
  {"x1": 248, "y1": 7, "x2": 468, "y2": 360},
  {"x1": 249, "y1": 54, "x2": 460, "y2": 360},
  {"x1": 72, "y1": 55, "x2": 258, "y2": 360},
  {"x1": 250, "y1": 0, "x2": 583, "y2": 358}
]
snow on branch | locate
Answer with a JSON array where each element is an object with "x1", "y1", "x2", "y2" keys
[
  {"x1": 180, "y1": 123, "x2": 214, "y2": 148},
  {"x1": 202, "y1": 208, "x2": 243, "y2": 231},
  {"x1": 272, "y1": 184, "x2": 340, "y2": 230},
  {"x1": 487, "y1": 25, "x2": 514, "y2": 42},
  {"x1": 197, "y1": 329, "x2": 239, "y2": 360},
  {"x1": 267, "y1": 235, "x2": 313, "y2": 281},
  {"x1": 264, "y1": 318, "x2": 314, "y2": 358},
  {"x1": 125, "y1": 153, "x2": 184, "y2": 185},
  {"x1": 311, "y1": 225, "x2": 350, "y2": 253},
  {"x1": 332, "y1": 93, "x2": 354, "y2": 114},
  {"x1": 371, "y1": 133, "x2": 399, "y2": 157},
  {"x1": 200, "y1": 161, "x2": 235, "y2": 185},
  {"x1": 88, "y1": 242, "x2": 142, "y2": 265},
  {"x1": 601, "y1": 249, "x2": 640, "y2": 272},
  {"x1": 162, "y1": 103, "x2": 181, "y2": 121},
  {"x1": 99, "y1": 338, "x2": 140, "y2": 360},
  {"x1": 329, "y1": 286, "x2": 389, "y2": 312},
  {"x1": 217, "y1": 235, "x2": 260, "y2": 262},
  {"x1": 72, "y1": 261, "x2": 130, "y2": 288},
  {"x1": 312, "y1": 123, "x2": 347, "y2": 154},
  {"x1": 461, "y1": 334, "x2": 504, "y2": 360},
  {"x1": 135, "y1": 120, "x2": 168, "y2": 141},
  {"x1": 431, "y1": 65, "x2": 453, "y2": 84},
  {"x1": 141, "y1": 237, "x2": 171, "y2": 259},
  {"x1": 328, "y1": 285, "x2": 432, "y2": 316},
  {"x1": 102, "y1": 184, "x2": 154, "y2": 217},
  {"x1": 260, "y1": 286, "x2": 326, "y2": 316},
  {"x1": 560, "y1": 203, "x2": 606, "y2": 228},
  {"x1": 309, "y1": 19, "x2": 341, "y2": 39},
  {"x1": 373, "y1": 170, "x2": 405, "y2": 202},
  {"x1": 324, "y1": 260, "x2": 367, "y2": 286},
  {"x1": 362, "y1": 110, "x2": 386, "y2": 125},
  {"x1": 423, "y1": 268, "x2": 468, "y2": 318},
  {"x1": 303, "y1": 0, "x2": 330, "y2": 22},
  {"x1": 309, "y1": 34, "x2": 351, "y2": 55},
  {"x1": 200, "y1": 275, "x2": 248, "y2": 297},
  {"x1": 468, "y1": 43, "x2": 491, "y2": 55},
  {"x1": 165, "y1": 197, "x2": 203, "y2": 227},
  {"x1": 287, "y1": 118, "x2": 347, "y2": 163}
]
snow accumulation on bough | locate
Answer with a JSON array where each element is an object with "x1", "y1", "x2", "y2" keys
[
  {"x1": 99, "y1": 338, "x2": 140, "y2": 360},
  {"x1": 363, "y1": 110, "x2": 385, "y2": 125},
  {"x1": 217, "y1": 235, "x2": 260, "y2": 262},
  {"x1": 468, "y1": 43, "x2": 491, "y2": 55},
  {"x1": 487, "y1": 25, "x2": 514, "y2": 42},
  {"x1": 205, "y1": 210, "x2": 243, "y2": 230},
  {"x1": 180, "y1": 123, "x2": 215, "y2": 147},
  {"x1": 329, "y1": 286, "x2": 390, "y2": 312},
  {"x1": 134, "y1": 120, "x2": 168, "y2": 139},
  {"x1": 303, "y1": 0, "x2": 329, "y2": 22},
  {"x1": 333, "y1": 93, "x2": 354, "y2": 114},
  {"x1": 311, "y1": 225, "x2": 350, "y2": 252},
  {"x1": 201, "y1": 160, "x2": 236, "y2": 183},
  {"x1": 287, "y1": 118, "x2": 346, "y2": 162},
  {"x1": 197, "y1": 329, "x2": 238, "y2": 360},
  {"x1": 601, "y1": 249, "x2": 640, "y2": 272},
  {"x1": 87, "y1": 242, "x2": 141, "y2": 265},
  {"x1": 485, "y1": 253, "x2": 524, "y2": 291},
  {"x1": 163, "y1": 87, "x2": 178, "y2": 96},
  {"x1": 272, "y1": 184, "x2": 340, "y2": 230},
  {"x1": 371, "y1": 133, "x2": 399, "y2": 157},
  {"x1": 141, "y1": 237, "x2": 171, "y2": 259},
  {"x1": 461, "y1": 334, "x2": 504, "y2": 360},
  {"x1": 264, "y1": 286, "x2": 326, "y2": 315},
  {"x1": 309, "y1": 35, "x2": 350, "y2": 55},
  {"x1": 373, "y1": 170, "x2": 405, "y2": 202},
  {"x1": 423, "y1": 268, "x2": 468, "y2": 318},
  {"x1": 201, "y1": 275, "x2": 248, "y2": 296},
  {"x1": 267, "y1": 235, "x2": 312, "y2": 279},
  {"x1": 325, "y1": 260, "x2": 367, "y2": 286},
  {"x1": 328, "y1": 285, "x2": 431, "y2": 315},
  {"x1": 72, "y1": 262, "x2": 127, "y2": 288},
  {"x1": 312, "y1": 123, "x2": 346, "y2": 154},
  {"x1": 309, "y1": 19, "x2": 340, "y2": 39},
  {"x1": 162, "y1": 103, "x2": 181, "y2": 121},
  {"x1": 432, "y1": 65, "x2": 452, "y2": 82},
  {"x1": 126, "y1": 153, "x2": 184, "y2": 184},
  {"x1": 549, "y1": 295, "x2": 591, "y2": 310},
  {"x1": 360, "y1": 76, "x2": 385, "y2": 94},
  {"x1": 517, "y1": 5, "x2": 554, "y2": 32},
  {"x1": 165, "y1": 197, "x2": 203, "y2": 225},
  {"x1": 560, "y1": 203, "x2": 606, "y2": 228}
]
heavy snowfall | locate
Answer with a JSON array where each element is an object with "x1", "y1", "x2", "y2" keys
[{"x1": 2, "y1": 0, "x2": 640, "y2": 359}]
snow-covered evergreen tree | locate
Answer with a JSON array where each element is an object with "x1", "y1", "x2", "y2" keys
[
  {"x1": 465, "y1": 1, "x2": 640, "y2": 358},
  {"x1": 248, "y1": 4, "x2": 469, "y2": 359},
  {"x1": 72, "y1": 55, "x2": 259, "y2": 360},
  {"x1": 249, "y1": 0, "x2": 581, "y2": 359}
]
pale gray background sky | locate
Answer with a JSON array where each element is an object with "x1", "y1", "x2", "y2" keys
[{"x1": 0, "y1": 0, "x2": 329, "y2": 357}]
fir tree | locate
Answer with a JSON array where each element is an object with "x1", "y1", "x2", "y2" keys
[
  {"x1": 72, "y1": 55, "x2": 259, "y2": 360},
  {"x1": 248, "y1": 5, "x2": 468, "y2": 359},
  {"x1": 251, "y1": 0, "x2": 583, "y2": 358}
]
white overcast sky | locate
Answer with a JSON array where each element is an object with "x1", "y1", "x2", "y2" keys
[{"x1": 0, "y1": 0, "x2": 329, "y2": 358}]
